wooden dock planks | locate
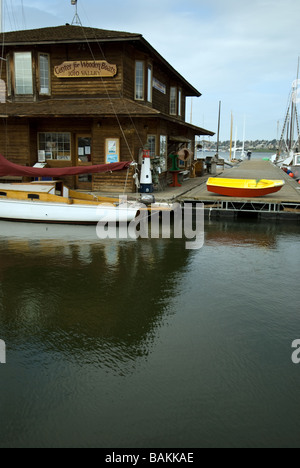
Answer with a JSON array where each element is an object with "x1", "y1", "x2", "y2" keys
[{"x1": 180, "y1": 160, "x2": 300, "y2": 204}]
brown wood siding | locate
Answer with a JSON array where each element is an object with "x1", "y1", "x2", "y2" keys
[
  {"x1": 0, "y1": 119, "x2": 30, "y2": 165},
  {"x1": 50, "y1": 44, "x2": 123, "y2": 98},
  {"x1": 2, "y1": 41, "x2": 190, "y2": 125},
  {"x1": 152, "y1": 64, "x2": 170, "y2": 115},
  {"x1": 122, "y1": 47, "x2": 188, "y2": 123},
  {"x1": 122, "y1": 44, "x2": 135, "y2": 100},
  {"x1": 93, "y1": 167, "x2": 135, "y2": 193},
  {"x1": 91, "y1": 117, "x2": 147, "y2": 192}
]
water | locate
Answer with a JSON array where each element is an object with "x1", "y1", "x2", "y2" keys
[
  {"x1": 0, "y1": 219, "x2": 300, "y2": 448},
  {"x1": 198, "y1": 150, "x2": 274, "y2": 161}
]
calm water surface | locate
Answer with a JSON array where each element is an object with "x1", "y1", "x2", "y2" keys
[{"x1": 0, "y1": 219, "x2": 300, "y2": 448}]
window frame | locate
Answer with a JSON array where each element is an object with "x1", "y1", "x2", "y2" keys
[
  {"x1": 178, "y1": 88, "x2": 182, "y2": 117},
  {"x1": 14, "y1": 51, "x2": 34, "y2": 96},
  {"x1": 38, "y1": 132, "x2": 72, "y2": 161},
  {"x1": 147, "y1": 134, "x2": 157, "y2": 157},
  {"x1": 170, "y1": 86, "x2": 177, "y2": 115},
  {"x1": 159, "y1": 135, "x2": 167, "y2": 172},
  {"x1": 135, "y1": 60, "x2": 145, "y2": 101},
  {"x1": 147, "y1": 63, "x2": 153, "y2": 103},
  {"x1": 6, "y1": 54, "x2": 12, "y2": 97},
  {"x1": 38, "y1": 53, "x2": 51, "y2": 96}
]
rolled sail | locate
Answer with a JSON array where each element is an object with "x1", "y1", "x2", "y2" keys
[{"x1": 0, "y1": 154, "x2": 131, "y2": 178}]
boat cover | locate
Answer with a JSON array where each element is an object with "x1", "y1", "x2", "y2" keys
[{"x1": 0, "y1": 154, "x2": 131, "y2": 177}]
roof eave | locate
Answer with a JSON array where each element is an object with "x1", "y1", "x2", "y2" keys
[{"x1": 2, "y1": 35, "x2": 142, "y2": 47}]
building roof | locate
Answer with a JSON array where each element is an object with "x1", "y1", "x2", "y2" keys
[
  {"x1": 1, "y1": 25, "x2": 201, "y2": 97},
  {"x1": 0, "y1": 98, "x2": 214, "y2": 136},
  {"x1": 1, "y1": 25, "x2": 141, "y2": 45},
  {"x1": 0, "y1": 98, "x2": 159, "y2": 117}
]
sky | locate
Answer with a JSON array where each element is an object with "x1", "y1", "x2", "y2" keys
[{"x1": 1, "y1": 0, "x2": 300, "y2": 141}]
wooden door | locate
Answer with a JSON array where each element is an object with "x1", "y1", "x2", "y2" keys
[{"x1": 76, "y1": 135, "x2": 92, "y2": 190}]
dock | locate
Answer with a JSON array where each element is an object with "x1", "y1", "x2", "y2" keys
[
  {"x1": 93, "y1": 160, "x2": 300, "y2": 220},
  {"x1": 178, "y1": 160, "x2": 300, "y2": 219}
]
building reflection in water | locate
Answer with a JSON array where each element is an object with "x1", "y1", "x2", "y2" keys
[{"x1": 0, "y1": 221, "x2": 192, "y2": 375}]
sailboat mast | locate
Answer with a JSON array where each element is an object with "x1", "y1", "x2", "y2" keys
[
  {"x1": 233, "y1": 126, "x2": 237, "y2": 160},
  {"x1": 241, "y1": 116, "x2": 246, "y2": 158},
  {"x1": 290, "y1": 58, "x2": 300, "y2": 151},
  {"x1": 216, "y1": 101, "x2": 221, "y2": 157},
  {"x1": 229, "y1": 112, "x2": 233, "y2": 162}
]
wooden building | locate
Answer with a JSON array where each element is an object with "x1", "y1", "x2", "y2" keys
[{"x1": 0, "y1": 25, "x2": 214, "y2": 192}]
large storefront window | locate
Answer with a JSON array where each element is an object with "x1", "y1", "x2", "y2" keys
[
  {"x1": 38, "y1": 133, "x2": 71, "y2": 160},
  {"x1": 14, "y1": 52, "x2": 33, "y2": 95}
]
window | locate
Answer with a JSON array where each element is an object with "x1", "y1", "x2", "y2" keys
[
  {"x1": 38, "y1": 133, "x2": 71, "y2": 160},
  {"x1": 6, "y1": 55, "x2": 11, "y2": 97},
  {"x1": 147, "y1": 64, "x2": 153, "y2": 103},
  {"x1": 178, "y1": 88, "x2": 182, "y2": 116},
  {"x1": 0, "y1": 80, "x2": 5, "y2": 103},
  {"x1": 147, "y1": 135, "x2": 156, "y2": 157},
  {"x1": 39, "y1": 54, "x2": 50, "y2": 95},
  {"x1": 135, "y1": 61, "x2": 144, "y2": 100},
  {"x1": 170, "y1": 86, "x2": 177, "y2": 115},
  {"x1": 160, "y1": 135, "x2": 167, "y2": 171},
  {"x1": 14, "y1": 52, "x2": 33, "y2": 95}
]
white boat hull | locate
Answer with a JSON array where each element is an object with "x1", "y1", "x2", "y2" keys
[{"x1": 0, "y1": 198, "x2": 140, "y2": 224}]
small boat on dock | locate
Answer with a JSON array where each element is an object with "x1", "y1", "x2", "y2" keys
[
  {"x1": 0, "y1": 181, "x2": 140, "y2": 224},
  {"x1": 206, "y1": 178, "x2": 285, "y2": 198}
]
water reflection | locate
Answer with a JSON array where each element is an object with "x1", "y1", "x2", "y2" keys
[
  {"x1": 0, "y1": 221, "x2": 191, "y2": 375},
  {"x1": 205, "y1": 219, "x2": 299, "y2": 249},
  {"x1": 1, "y1": 220, "x2": 300, "y2": 448}
]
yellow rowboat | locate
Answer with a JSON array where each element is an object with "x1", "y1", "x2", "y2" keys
[{"x1": 207, "y1": 178, "x2": 285, "y2": 198}]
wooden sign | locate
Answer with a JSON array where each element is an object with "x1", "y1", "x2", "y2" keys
[
  {"x1": 54, "y1": 60, "x2": 117, "y2": 78},
  {"x1": 153, "y1": 77, "x2": 166, "y2": 94}
]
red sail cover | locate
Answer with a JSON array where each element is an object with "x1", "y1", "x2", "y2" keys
[{"x1": 0, "y1": 154, "x2": 131, "y2": 177}]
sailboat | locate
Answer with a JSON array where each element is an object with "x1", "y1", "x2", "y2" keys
[
  {"x1": 0, "y1": 155, "x2": 141, "y2": 224},
  {"x1": 273, "y1": 59, "x2": 300, "y2": 180}
]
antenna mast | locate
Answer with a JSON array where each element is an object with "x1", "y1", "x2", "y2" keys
[{"x1": 71, "y1": 0, "x2": 82, "y2": 26}]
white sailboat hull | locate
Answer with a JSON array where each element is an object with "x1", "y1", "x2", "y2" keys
[{"x1": 0, "y1": 198, "x2": 140, "y2": 224}]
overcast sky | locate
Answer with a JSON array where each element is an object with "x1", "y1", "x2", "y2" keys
[{"x1": 2, "y1": 0, "x2": 300, "y2": 141}]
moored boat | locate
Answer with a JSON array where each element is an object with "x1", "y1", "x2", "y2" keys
[
  {"x1": 0, "y1": 153, "x2": 142, "y2": 224},
  {"x1": 0, "y1": 181, "x2": 140, "y2": 224},
  {"x1": 206, "y1": 178, "x2": 285, "y2": 198}
]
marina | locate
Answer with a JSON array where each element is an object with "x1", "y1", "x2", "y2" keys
[
  {"x1": 178, "y1": 160, "x2": 300, "y2": 219},
  {"x1": 1, "y1": 0, "x2": 300, "y2": 451}
]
